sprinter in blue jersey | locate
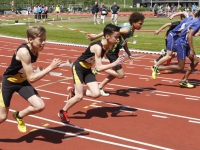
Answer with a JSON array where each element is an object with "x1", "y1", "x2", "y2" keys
[
  {"x1": 152, "y1": 10, "x2": 200, "y2": 88},
  {"x1": 87, "y1": 12, "x2": 145, "y2": 96},
  {"x1": 152, "y1": 12, "x2": 195, "y2": 79}
]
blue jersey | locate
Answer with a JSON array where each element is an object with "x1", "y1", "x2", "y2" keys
[
  {"x1": 170, "y1": 15, "x2": 194, "y2": 37},
  {"x1": 178, "y1": 18, "x2": 200, "y2": 43}
]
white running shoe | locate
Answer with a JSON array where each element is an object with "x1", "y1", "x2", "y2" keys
[{"x1": 100, "y1": 89, "x2": 109, "y2": 96}]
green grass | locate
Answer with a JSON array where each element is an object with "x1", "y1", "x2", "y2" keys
[{"x1": 1, "y1": 15, "x2": 200, "y2": 53}]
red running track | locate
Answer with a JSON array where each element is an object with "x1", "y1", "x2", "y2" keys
[{"x1": 0, "y1": 36, "x2": 200, "y2": 150}]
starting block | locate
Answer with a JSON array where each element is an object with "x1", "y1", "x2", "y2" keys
[
  {"x1": 34, "y1": 66, "x2": 62, "y2": 76},
  {"x1": 59, "y1": 59, "x2": 73, "y2": 67}
]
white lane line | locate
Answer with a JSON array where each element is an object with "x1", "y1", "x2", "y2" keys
[
  {"x1": 107, "y1": 82, "x2": 200, "y2": 99},
  {"x1": 104, "y1": 87, "x2": 114, "y2": 90},
  {"x1": 185, "y1": 97, "x2": 198, "y2": 101},
  {"x1": 36, "y1": 89, "x2": 200, "y2": 122},
  {"x1": 6, "y1": 119, "x2": 146, "y2": 150},
  {"x1": 41, "y1": 97, "x2": 50, "y2": 100},
  {"x1": 8, "y1": 108, "x2": 172, "y2": 150},
  {"x1": 60, "y1": 82, "x2": 71, "y2": 84},
  {"x1": 161, "y1": 80, "x2": 173, "y2": 83},
  {"x1": 188, "y1": 120, "x2": 200, "y2": 124},
  {"x1": 90, "y1": 104, "x2": 102, "y2": 108},
  {"x1": 155, "y1": 94, "x2": 169, "y2": 97},
  {"x1": 152, "y1": 115, "x2": 168, "y2": 119}
]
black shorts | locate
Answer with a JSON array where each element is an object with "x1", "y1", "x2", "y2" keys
[
  {"x1": 106, "y1": 51, "x2": 122, "y2": 71},
  {"x1": 72, "y1": 61, "x2": 96, "y2": 84},
  {"x1": 0, "y1": 76, "x2": 38, "y2": 108}
]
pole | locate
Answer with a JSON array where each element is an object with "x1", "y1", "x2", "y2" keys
[
  {"x1": 178, "y1": 0, "x2": 179, "y2": 10},
  {"x1": 124, "y1": 0, "x2": 125, "y2": 8}
]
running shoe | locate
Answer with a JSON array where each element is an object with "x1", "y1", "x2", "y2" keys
[
  {"x1": 151, "y1": 65, "x2": 160, "y2": 79},
  {"x1": 67, "y1": 86, "x2": 75, "y2": 100},
  {"x1": 92, "y1": 68, "x2": 99, "y2": 76},
  {"x1": 13, "y1": 111, "x2": 26, "y2": 133},
  {"x1": 151, "y1": 65, "x2": 160, "y2": 75},
  {"x1": 100, "y1": 89, "x2": 109, "y2": 96},
  {"x1": 58, "y1": 110, "x2": 70, "y2": 123},
  {"x1": 179, "y1": 81, "x2": 194, "y2": 88},
  {"x1": 154, "y1": 49, "x2": 166, "y2": 63}
]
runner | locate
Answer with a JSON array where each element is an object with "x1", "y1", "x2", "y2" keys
[
  {"x1": 152, "y1": 11, "x2": 200, "y2": 88},
  {"x1": 0, "y1": 25, "x2": 62, "y2": 133},
  {"x1": 87, "y1": 12, "x2": 145, "y2": 96},
  {"x1": 58, "y1": 24, "x2": 124, "y2": 123}
]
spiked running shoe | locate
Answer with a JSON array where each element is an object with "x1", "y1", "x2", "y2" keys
[
  {"x1": 179, "y1": 81, "x2": 194, "y2": 88},
  {"x1": 58, "y1": 110, "x2": 70, "y2": 123},
  {"x1": 13, "y1": 111, "x2": 27, "y2": 133},
  {"x1": 67, "y1": 86, "x2": 75, "y2": 100},
  {"x1": 100, "y1": 89, "x2": 109, "y2": 96}
]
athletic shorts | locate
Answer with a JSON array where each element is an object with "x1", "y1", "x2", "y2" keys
[
  {"x1": 0, "y1": 76, "x2": 38, "y2": 108},
  {"x1": 166, "y1": 34, "x2": 178, "y2": 51},
  {"x1": 174, "y1": 38, "x2": 190, "y2": 60},
  {"x1": 72, "y1": 61, "x2": 96, "y2": 84},
  {"x1": 106, "y1": 51, "x2": 122, "y2": 71}
]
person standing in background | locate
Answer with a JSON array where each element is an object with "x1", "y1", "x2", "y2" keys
[
  {"x1": 100, "y1": 3, "x2": 108, "y2": 25},
  {"x1": 55, "y1": 5, "x2": 60, "y2": 19},
  {"x1": 110, "y1": 2, "x2": 120, "y2": 25},
  {"x1": 91, "y1": 1, "x2": 100, "y2": 25}
]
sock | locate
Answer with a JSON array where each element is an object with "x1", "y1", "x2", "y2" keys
[
  {"x1": 16, "y1": 111, "x2": 22, "y2": 119},
  {"x1": 72, "y1": 89, "x2": 75, "y2": 95}
]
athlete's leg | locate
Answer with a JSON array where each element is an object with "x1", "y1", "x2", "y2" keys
[
  {"x1": 85, "y1": 81, "x2": 100, "y2": 97},
  {"x1": 181, "y1": 53, "x2": 199, "y2": 82},
  {"x1": 63, "y1": 83, "x2": 84, "y2": 111},
  {"x1": 0, "y1": 107, "x2": 9, "y2": 123},
  {"x1": 99, "y1": 68, "x2": 124, "y2": 89}
]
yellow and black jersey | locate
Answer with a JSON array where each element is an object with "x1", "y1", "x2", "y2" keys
[
  {"x1": 77, "y1": 40, "x2": 107, "y2": 69},
  {"x1": 3, "y1": 43, "x2": 38, "y2": 83}
]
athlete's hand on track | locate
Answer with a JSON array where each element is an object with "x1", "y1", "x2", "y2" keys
[
  {"x1": 50, "y1": 58, "x2": 63, "y2": 69},
  {"x1": 128, "y1": 56, "x2": 134, "y2": 65}
]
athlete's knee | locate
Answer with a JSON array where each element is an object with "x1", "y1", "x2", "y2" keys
[
  {"x1": 116, "y1": 72, "x2": 125, "y2": 79},
  {"x1": 34, "y1": 102, "x2": 45, "y2": 112},
  {"x1": 90, "y1": 90, "x2": 100, "y2": 98},
  {"x1": 0, "y1": 115, "x2": 7, "y2": 123},
  {"x1": 74, "y1": 95, "x2": 84, "y2": 102}
]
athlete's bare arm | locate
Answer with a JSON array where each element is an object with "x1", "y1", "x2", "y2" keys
[
  {"x1": 91, "y1": 44, "x2": 124, "y2": 72},
  {"x1": 16, "y1": 48, "x2": 62, "y2": 82}
]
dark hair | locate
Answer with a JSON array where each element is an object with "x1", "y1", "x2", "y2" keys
[
  {"x1": 129, "y1": 12, "x2": 145, "y2": 24},
  {"x1": 103, "y1": 24, "x2": 120, "y2": 37},
  {"x1": 180, "y1": 14, "x2": 186, "y2": 20},
  {"x1": 195, "y1": 10, "x2": 200, "y2": 18}
]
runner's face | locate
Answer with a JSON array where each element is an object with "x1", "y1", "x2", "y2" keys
[
  {"x1": 132, "y1": 20, "x2": 144, "y2": 30},
  {"x1": 107, "y1": 32, "x2": 120, "y2": 44},
  {"x1": 32, "y1": 34, "x2": 46, "y2": 51}
]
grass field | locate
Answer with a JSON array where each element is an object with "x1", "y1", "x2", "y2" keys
[{"x1": 1, "y1": 13, "x2": 200, "y2": 54}]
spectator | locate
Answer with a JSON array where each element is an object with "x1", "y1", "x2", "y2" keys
[
  {"x1": 44, "y1": 5, "x2": 48, "y2": 18},
  {"x1": 100, "y1": 3, "x2": 108, "y2": 24},
  {"x1": 91, "y1": 1, "x2": 100, "y2": 25},
  {"x1": 55, "y1": 5, "x2": 60, "y2": 19},
  {"x1": 110, "y1": 2, "x2": 120, "y2": 25}
]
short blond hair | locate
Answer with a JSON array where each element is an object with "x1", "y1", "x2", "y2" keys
[{"x1": 26, "y1": 25, "x2": 46, "y2": 39}]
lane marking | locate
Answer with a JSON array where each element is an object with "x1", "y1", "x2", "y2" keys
[
  {"x1": 6, "y1": 119, "x2": 146, "y2": 150},
  {"x1": 155, "y1": 94, "x2": 170, "y2": 97},
  {"x1": 185, "y1": 97, "x2": 198, "y2": 101},
  {"x1": 36, "y1": 88, "x2": 200, "y2": 122},
  {"x1": 8, "y1": 109, "x2": 173, "y2": 150},
  {"x1": 152, "y1": 115, "x2": 168, "y2": 119},
  {"x1": 188, "y1": 120, "x2": 200, "y2": 124}
]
